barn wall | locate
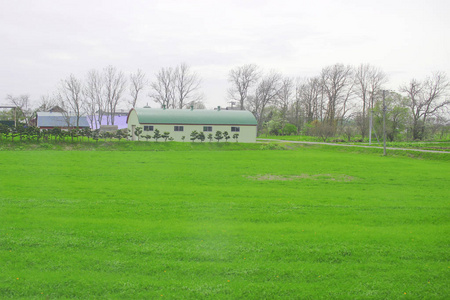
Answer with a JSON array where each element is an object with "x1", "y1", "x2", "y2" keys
[
  {"x1": 139, "y1": 124, "x2": 256, "y2": 143},
  {"x1": 127, "y1": 109, "x2": 257, "y2": 143}
]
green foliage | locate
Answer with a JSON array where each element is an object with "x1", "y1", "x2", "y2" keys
[
  {"x1": 0, "y1": 124, "x2": 10, "y2": 140},
  {"x1": 115, "y1": 129, "x2": 126, "y2": 141},
  {"x1": 214, "y1": 130, "x2": 223, "y2": 142},
  {"x1": 232, "y1": 133, "x2": 239, "y2": 142},
  {"x1": 223, "y1": 131, "x2": 230, "y2": 142},
  {"x1": 207, "y1": 133, "x2": 213, "y2": 142},
  {"x1": 162, "y1": 131, "x2": 170, "y2": 142},
  {"x1": 0, "y1": 149, "x2": 448, "y2": 298},
  {"x1": 282, "y1": 123, "x2": 297, "y2": 136},
  {"x1": 134, "y1": 127, "x2": 143, "y2": 141},
  {"x1": 190, "y1": 130, "x2": 199, "y2": 142},
  {"x1": 197, "y1": 131, "x2": 205, "y2": 142},
  {"x1": 153, "y1": 129, "x2": 161, "y2": 141}
]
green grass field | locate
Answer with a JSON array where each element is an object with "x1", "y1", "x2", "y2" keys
[{"x1": 1, "y1": 144, "x2": 449, "y2": 298}]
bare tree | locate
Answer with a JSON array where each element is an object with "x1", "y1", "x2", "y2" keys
[
  {"x1": 400, "y1": 72, "x2": 450, "y2": 140},
  {"x1": 354, "y1": 64, "x2": 387, "y2": 138},
  {"x1": 149, "y1": 67, "x2": 175, "y2": 108},
  {"x1": 298, "y1": 77, "x2": 322, "y2": 123},
  {"x1": 228, "y1": 64, "x2": 260, "y2": 110},
  {"x1": 6, "y1": 94, "x2": 33, "y2": 125},
  {"x1": 129, "y1": 69, "x2": 147, "y2": 108},
  {"x1": 174, "y1": 63, "x2": 202, "y2": 109},
  {"x1": 276, "y1": 77, "x2": 294, "y2": 126},
  {"x1": 320, "y1": 64, "x2": 354, "y2": 129},
  {"x1": 58, "y1": 74, "x2": 84, "y2": 128},
  {"x1": 104, "y1": 65, "x2": 127, "y2": 125},
  {"x1": 247, "y1": 71, "x2": 282, "y2": 132},
  {"x1": 84, "y1": 69, "x2": 105, "y2": 129},
  {"x1": 36, "y1": 94, "x2": 57, "y2": 111},
  {"x1": 149, "y1": 63, "x2": 202, "y2": 109}
]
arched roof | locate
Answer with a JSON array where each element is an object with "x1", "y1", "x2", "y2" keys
[{"x1": 127, "y1": 108, "x2": 257, "y2": 125}]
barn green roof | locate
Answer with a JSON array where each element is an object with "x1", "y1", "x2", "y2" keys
[{"x1": 129, "y1": 108, "x2": 257, "y2": 125}]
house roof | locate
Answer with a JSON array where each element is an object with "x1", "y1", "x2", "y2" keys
[
  {"x1": 37, "y1": 112, "x2": 90, "y2": 128},
  {"x1": 128, "y1": 108, "x2": 257, "y2": 125}
]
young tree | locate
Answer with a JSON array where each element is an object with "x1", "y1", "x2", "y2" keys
[
  {"x1": 311, "y1": 120, "x2": 335, "y2": 142},
  {"x1": 99, "y1": 131, "x2": 108, "y2": 141},
  {"x1": 228, "y1": 64, "x2": 260, "y2": 110},
  {"x1": 115, "y1": 129, "x2": 126, "y2": 142},
  {"x1": 214, "y1": 131, "x2": 223, "y2": 142},
  {"x1": 82, "y1": 127, "x2": 92, "y2": 141},
  {"x1": 134, "y1": 126, "x2": 143, "y2": 141},
  {"x1": 232, "y1": 133, "x2": 239, "y2": 142},
  {"x1": 197, "y1": 131, "x2": 205, "y2": 142},
  {"x1": 223, "y1": 131, "x2": 230, "y2": 142},
  {"x1": 190, "y1": 130, "x2": 199, "y2": 142},
  {"x1": 153, "y1": 129, "x2": 161, "y2": 141},
  {"x1": 162, "y1": 131, "x2": 170, "y2": 141},
  {"x1": 207, "y1": 133, "x2": 213, "y2": 142}
]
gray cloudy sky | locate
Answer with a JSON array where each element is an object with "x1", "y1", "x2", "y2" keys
[{"x1": 0, "y1": 0, "x2": 449, "y2": 109}]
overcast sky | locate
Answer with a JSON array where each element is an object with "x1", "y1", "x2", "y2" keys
[{"x1": 0, "y1": 0, "x2": 449, "y2": 109}]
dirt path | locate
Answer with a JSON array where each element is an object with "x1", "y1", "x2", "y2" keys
[{"x1": 257, "y1": 138, "x2": 450, "y2": 154}]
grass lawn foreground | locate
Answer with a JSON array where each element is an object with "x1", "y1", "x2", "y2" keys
[{"x1": 0, "y1": 145, "x2": 449, "y2": 298}]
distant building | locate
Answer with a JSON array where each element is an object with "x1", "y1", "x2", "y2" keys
[
  {"x1": 36, "y1": 112, "x2": 90, "y2": 130},
  {"x1": 87, "y1": 115, "x2": 128, "y2": 130},
  {"x1": 48, "y1": 106, "x2": 65, "y2": 113},
  {"x1": 127, "y1": 106, "x2": 257, "y2": 142}
]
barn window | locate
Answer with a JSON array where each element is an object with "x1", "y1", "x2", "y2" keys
[
  {"x1": 174, "y1": 126, "x2": 184, "y2": 132},
  {"x1": 203, "y1": 126, "x2": 212, "y2": 132},
  {"x1": 144, "y1": 125, "x2": 154, "y2": 131},
  {"x1": 231, "y1": 127, "x2": 240, "y2": 132}
]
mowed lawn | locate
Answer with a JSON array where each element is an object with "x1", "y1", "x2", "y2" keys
[{"x1": 0, "y1": 147, "x2": 449, "y2": 299}]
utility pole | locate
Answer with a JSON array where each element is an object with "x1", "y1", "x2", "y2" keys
[
  {"x1": 369, "y1": 110, "x2": 372, "y2": 146},
  {"x1": 382, "y1": 90, "x2": 387, "y2": 156}
]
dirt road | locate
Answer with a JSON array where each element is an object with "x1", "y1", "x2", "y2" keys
[{"x1": 257, "y1": 138, "x2": 450, "y2": 154}]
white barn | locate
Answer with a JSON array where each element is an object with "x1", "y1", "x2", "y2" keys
[{"x1": 127, "y1": 107, "x2": 257, "y2": 143}]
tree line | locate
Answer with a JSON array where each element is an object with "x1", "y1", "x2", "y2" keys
[
  {"x1": 2, "y1": 62, "x2": 449, "y2": 141},
  {"x1": 0, "y1": 123, "x2": 239, "y2": 144},
  {"x1": 2, "y1": 63, "x2": 203, "y2": 130},
  {"x1": 228, "y1": 64, "x2": 449, "y2": 141}
]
